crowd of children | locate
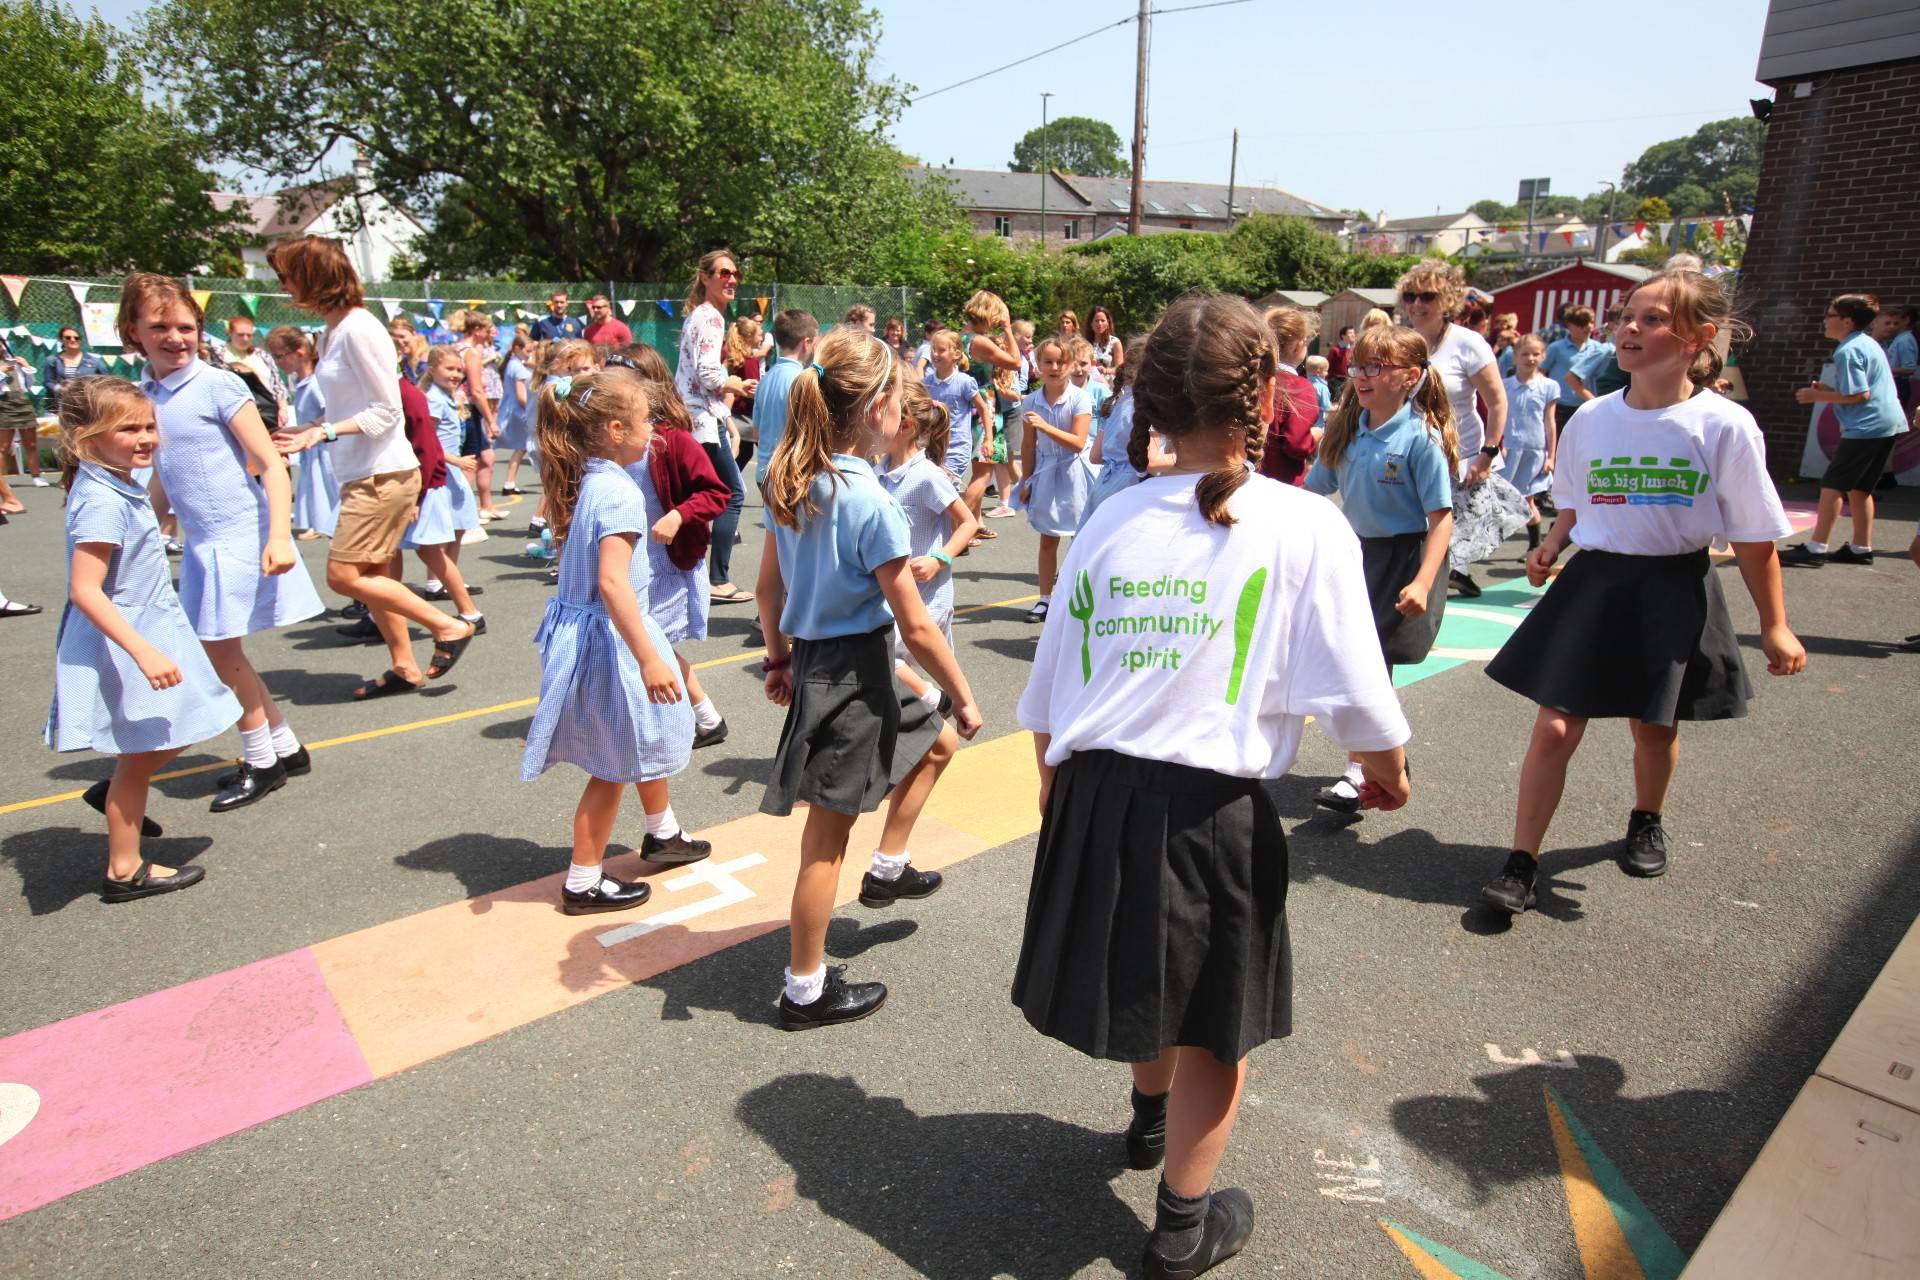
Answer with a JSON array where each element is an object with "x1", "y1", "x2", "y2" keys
[{"x1": 38, "y1": 241, "x2": 1911, "y2": 1277}]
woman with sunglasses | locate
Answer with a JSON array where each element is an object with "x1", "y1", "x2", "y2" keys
[
  {"x1": 1395, "y1": 261, "x2": 1522, "y2": 598},
  {"x1": 31, "y1": 328, "x2": 111, "y2": 485},
  {"x1": 676, "y1": 249, "x2": 755, "y2": 605}
]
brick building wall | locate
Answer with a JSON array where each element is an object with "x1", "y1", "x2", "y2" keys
[{"x1": 1738, "y1": 57, "x2": 1920, "y2": 475}]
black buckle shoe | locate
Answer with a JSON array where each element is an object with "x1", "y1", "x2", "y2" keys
[
  {"x1": 1623, "y1": 812, "x2": 1669, "y2": 877},
  {"x1": 1481, "y1": 851, "x2": 1538, "y2": 914},
  {"x1": 83, "y1": 778, "x2": 162, "y2": 837},
  {"x1": 779, "y1": 965, "x2": 887, "y2": 1030},
  {"x1": 642, "y1": 830, "x2": 712, "y2": 866},
  {"x1": 217, "y1": 745, "x2": 311, "y2": 791},
  {"x1": 859, "y1": 864, "x2": 943, "y2": 907},
  {"x1": 1314, "y1": 777, "x2": 1363, "y2": 814},
  {"x1": 102, "y1": 860, "x2": 205, "y2": 903},
  {"x1": 560, "y1": 875, "x2": 652, "y2": 915},
  {"x1": 1827, "y1": 545, "x2": 1874, "y2": 565},
  {"x1": 1142, "y1": 1187, "x2": 1255, "y2": 1280},
  {"x1": 1778, "y1": 543, "x2": 1826, "y2": 567},
  {"x1": 209, "y1": 758, "x2": 288, "y2": 813},
  {"x1": 692, "y1": 718, "x2": 729, "y2": 749}
]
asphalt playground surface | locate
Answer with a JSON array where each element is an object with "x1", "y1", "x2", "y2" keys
[{"x1": 1, "y1": 472, "x2": 1917, "y2": 1279}]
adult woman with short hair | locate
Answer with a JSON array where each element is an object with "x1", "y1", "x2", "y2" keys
[
  {"x1": 268, "y1": 235, "x2": 476, "y2": 697},
  {"x1": 676, "y1": 248, "x2": 754, "y2": 603}
]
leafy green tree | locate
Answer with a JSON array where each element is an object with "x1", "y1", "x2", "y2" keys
[
  {"x1": 1342, "y1": 251, "x2": 1427, "y2": 289},
  {"x1": 1223, "y1": 215, "x2": 1351, "y2": 296},
  {"x1": 0, "y1": 0, "x2": 238, "y2": 274},
  {"x1": 1632, "y1": 195, "x2": 1673, "y2": 223},
  {"x1": 1622, "y1": 117, "x2": 1761, "y2": 207},
  {"x1": 1009, "y1": 116, "x2": 1130, "y2": 178},
  {"x1": 1470, "y1": 199, "x2": 1521, "y2": 223},
  {"x1": 142, "y1": 0, "x2": 952, "y2": 282},
  {"x1": 1056, "y1": 234, "x2": 1250, "y2": 334},
  {"x1": 1665, "y1": 183, "x2": 1714, "y2": 217}
]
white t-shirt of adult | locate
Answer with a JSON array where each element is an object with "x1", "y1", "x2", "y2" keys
[
  {"x1": 1553, "y1": 389, "x2": 1793, "y2": 557},
  {"x1": 315, "y1": 307, "x2": 414, "y2": 483},
  {"x1": 1016, "y1": 472, "x2": 1410, "y2": 779},
  {"x1": 1427, "y1": 322, "x2": 1496, "y2": 467}
]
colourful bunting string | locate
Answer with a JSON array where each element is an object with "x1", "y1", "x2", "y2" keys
[
  {"x1": 754, "y1": 296, "x2": 770, "y2": 315},
  {"x1": 1738, "y1": 214, "x2": 1752, "y2": 235},
  {"x1": 1712, "y1": 218, "x2": 1726, "y2": 242},
  {"x1": 1655, "y1": 221, "x2": 1672, "y2": 244},
  {"x1": 1537, "y1": 232, "x2": 1549, "y2": 251},
  {"x1": 1561, "y1": 231, "x2": 1574, "y2": 247},
  {"x1": 377, "y1": 298, "x2": 403, "y2": 319},
  {"x1": 656, "y1": 300, "x2": 674, "y2": 317},
  {"x1": 619, "y1": 299, "x2": 637, "y2": 316},
  {"x1": 191, "y1": 290, "x2": 213, "y2": 314},
  {"x1": 426, "y1": 299, "x2": 444, "y2": 321},
  {"x1": 68, "y1": 282, "x2": 89, "y2": 307},
  {"x1": 0, "y1": 276, "x2": 24, "y2": 307},
  {"x1": 1633, "y1": 221, "x2": 1647, "y2": 237},
  {"x1": 1683, "y1": 223, "x2": 1699, "y2": 245},
  {"x1": 464, "y1": 298, "x2": 485, "y2": 312},
  {"x1": 238, "y1": 294, "x2": 260, "y2": 317},
  {"x1": 1611, "y1": 223, "x2": 1626, "y2": 239}
]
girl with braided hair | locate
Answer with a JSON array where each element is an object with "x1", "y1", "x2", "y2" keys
[{"x1": 1013, "y1": 293, "x2": 1411, "y2": 1279}]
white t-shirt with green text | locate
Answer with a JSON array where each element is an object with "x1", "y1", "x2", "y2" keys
[{"x1": 1017, "y1": 473, "x2": 1410, "y2": 779}]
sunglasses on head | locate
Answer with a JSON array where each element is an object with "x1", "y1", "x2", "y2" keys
[{"x1": 1400, "y1": 291, "x2": 1440, "y2": 304}]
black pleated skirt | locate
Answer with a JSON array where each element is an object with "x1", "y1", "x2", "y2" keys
[
  {"x1": 1011, "y1": 750, "x2": 1291, "y2": 1065},
  {"x1": 1486, "y1": 548, "x2": 1750, "y2": 725},
  {"x1": 759, "y1": 626, "x2": 942, "y2": 818},
  {"x1": 1362, "y1": 532, "x2": 1446, "y2": 666}
]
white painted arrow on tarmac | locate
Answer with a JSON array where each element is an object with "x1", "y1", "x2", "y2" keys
[{"x1": 0, "y1": 1083, "x2": 40, "y2": 1151}]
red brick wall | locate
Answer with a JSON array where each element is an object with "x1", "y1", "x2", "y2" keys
[{"x1": 1738, "y1": 57, "x2": 1920, "y2": 475}]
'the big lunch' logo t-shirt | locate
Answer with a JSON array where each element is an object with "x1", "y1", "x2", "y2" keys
[
  {"x1": 1017, "y1": 473, "x2": 1409, "y2": 781},
  {"x1": 1552, "y1": 390, "x2": 1792, "y2": 557}
]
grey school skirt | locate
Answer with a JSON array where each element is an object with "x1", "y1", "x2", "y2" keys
[
  {"x1": 1362, "y1": 532, "x2": 1445, "y2": 667},
  {"x1": 759, "y1": 626, "x2": 943, "y2": 818}
]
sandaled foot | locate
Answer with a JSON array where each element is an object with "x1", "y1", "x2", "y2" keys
[
  {"x1": 709, "y1": 584, "x2": 755, "y2": 604},
  {"x1": 426, "y1": 623, "x2": 477, "y2": 679},
  {"x1": 0, "y1": 600, "x2": 42, "y2": 618},
  {"x1": 353, "y1": 668, "x2": 423, "y2": 700}
]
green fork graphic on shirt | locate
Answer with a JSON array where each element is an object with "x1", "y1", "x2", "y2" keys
[{"x1": 1068, "y1": 571, "x2": 1095, "y2": 682}]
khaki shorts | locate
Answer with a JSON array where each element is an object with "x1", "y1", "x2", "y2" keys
[{"x1": 330, "y1": 469, "x2": 422, "y2": 564}]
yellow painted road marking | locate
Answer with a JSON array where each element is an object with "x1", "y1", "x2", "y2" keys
[{"x1": 1546, "y1": 1085, "x2": 1647, "y2": 1280}]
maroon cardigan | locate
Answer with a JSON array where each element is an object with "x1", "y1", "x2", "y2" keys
[
  {"x1": 1258, "y1": 369, "x2": 1321, "y2": 486},
  {"x1": 649, "y1": 427, "x2": 730, "y2": 570},
  {"x1": 398, "y1": 378, "x2": 447, "y2": 490}
]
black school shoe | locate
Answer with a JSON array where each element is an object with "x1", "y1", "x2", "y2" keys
[
  {"x1": 692, "y1": 718, "x2": 728, "y2": 749},
  {"x1": 1449, "y1": 570, "x2": 1483, "y2": 598},
  {"x1": 216, "y1": 746, "x2": 311, "y2": 792},
  {"x1": 1142, "y1": 1187, "x2": 1255, "y2": 1280},
  {"x1": 1778, "y1": 543, "x2": 1826, "y2": 567},
  {"x1": 779, "y1": 965, "x2": 887, "y2": 1030},
  {"x1": 102, "y1": 860, "x2": 206, "y2": 904},
  {"x1": 642, "y1": 830, "x2": 712, "y2": 866},
  {"x1": 1313, "y1": 776, "x2": 1362, "y2": 814},
  {"x1": 1481, "y1": 851, "x2": 1539, "y2": 914},
  {"x1": 1827, "y1": 545, "x2": 1874, "y2": 565},
  {"x1": 859, "y1": 864, "x2": 942, "y2": 907},
  {"x1": 209, "y1": 758, "x2": 287, "y2": 813},
  {"x1": 560, "y1": 875, "x2": 652, "y2": 914},
  {"x1": 1622, "y1": 810, "x2": 1669, "y2": 877}
]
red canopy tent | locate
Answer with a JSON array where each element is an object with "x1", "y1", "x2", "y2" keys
[{"x1": 1493, "y1": 260, "x2": 1652, "y2": 336}]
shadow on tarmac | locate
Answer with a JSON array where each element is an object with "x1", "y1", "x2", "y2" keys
[
  {"x1": 697, "y1": 754, "x2": 773, "y2": 797},
  {"x1": 2, "y1": 826, "x2": 212, "y2": 915},
  {"x1": 479, "y1": 717, "x2": 533, "y2": 742},
  {"x1": 973, "y1": 635, "x2": 1039, "y2": 662},
  {"x1": 393, "y1": 832, "x2": 575, "y2": 906},
  {"x1": 628, "y1": 915, "x2": 923, "y2": 1020},
  {"x1": 738, "y1": 1073, "x2": 1140, "y2": 1279},
  {"x1": 257, "y1": 667, "x2": 460, "y2": 706},
  {"x1": 1737, "y1": 630, "x2": 1911, "y2": 660}
]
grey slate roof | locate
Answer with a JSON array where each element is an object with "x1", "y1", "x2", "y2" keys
[{"x1": 910, "y1": 166, "x2": 1343, "y2": 223}]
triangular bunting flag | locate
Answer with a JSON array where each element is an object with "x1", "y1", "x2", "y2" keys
[
  {"x1": 1537, "y1": 232, "x2": 1549, "y2": 251},
  {"x1": 1655, "y1": 221, "x2": 1672, "y2": 243},
  {"x1": 656, "y1": 299, "x2": 674, "y2": 317},
  {"x1": 69, "y1": 282, "x2": 89, "y2": 307},
  {"x1": 0, "y1": 276, "x2": 25, "y2": 307},
  {"x1": 238, "y1": 294, "x2": 260, "y2": 316},
  {"x1": 1712, "y1": 218, "x2": 1726, "y2": 242},
  {"x1": 426, "y1": 299, "x2": 445, "y2": 321},
  {"x1": 1561, "y1": 231, "x2": 1574, "y2": 246},
  {"x1": 1633, "y1": 221, "x2": 1647, "y2": 237},
  {"x1": 464, "y1": 298, "x2": 485, "y2": 312},
  {"x1": 378, "y1": 298, "x2": 403, "y2": 319},
  {"x1": 1738, "y1": 214, "x2": 1752, "y2": 235},
  {"x1": 1683, "y1": 223, "x2": 1699, "y2": 245},
  {"x1": 516, "y1": 306, "x2": 535, "y2": 320},
  {"x1": 619, "y1": 299, "x2": 637, "y2": 316},
  {"x1": 492, "y1": 309, "x2": 507, "y2": 320},
  {"x1": 1497, "y1": 225, "x2": 1509, "y2": 234},
  {"x1": 755, "y1": 296, "x2": 770, "y2": 315},
  {"x1": 1611, "y1": 223, "x2": 1626, "y2": 239},
  {"x1": 191, "y1": 289, "x2": 213, "y2": 314}
]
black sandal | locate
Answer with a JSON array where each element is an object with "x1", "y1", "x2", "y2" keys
[
  {"x1": 0, "y1": 600, "x2": 42, "y2": 618},
  {"x1": 426, "y1": 624, "x2": 477, "y2": 679},
  {"x1": 353, "y1": 668, "x2": 423, "y2": 700}
]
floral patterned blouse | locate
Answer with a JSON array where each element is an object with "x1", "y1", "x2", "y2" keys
[{"x1": 674, "y1": 302, "x2": 729, "y2": 446}]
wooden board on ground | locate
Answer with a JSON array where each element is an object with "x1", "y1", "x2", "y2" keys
[
  {"x1": 1816, "y1": 916, "x2": 1920, "y2": 1115},
  {"x1": 1683, "y1": 1075, "x2": 1920, "y2": 1279}
]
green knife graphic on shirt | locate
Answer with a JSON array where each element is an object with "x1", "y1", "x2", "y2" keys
[
  {"x1": 1224, "y1": 568, "x2": 1267, "y2": 705},
  {"x1": 1069, "y1": 570, "x2": 1095, "y2": 682}
]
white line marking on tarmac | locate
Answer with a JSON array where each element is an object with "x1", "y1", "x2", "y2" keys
[
  {"x1": 1312, "y1": 1149, "x2": 1387, "y2": 1204},
  {"x1": 0, "y1": 1083, "x2": 40, "y2": 1151},
  {"x1": 1484, "y1": 1043, "x2": 1578, "y2": 1069},
  {"x1": 595, "y1": 853, "x2": 769, "y2": 948}
]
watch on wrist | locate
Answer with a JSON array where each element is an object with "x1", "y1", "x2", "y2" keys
[
  {"x1": 322, "y1": 423, "x2": 337, "y2": 442},
  {"x1": 1478, "y1": 444, "x2": 1499, "y2": 457}
]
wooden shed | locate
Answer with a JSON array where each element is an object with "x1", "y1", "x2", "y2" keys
[
  {"x1": 1492, "y1": 260, "x2": 1650, "y2": 336},
  {"x1": 1319, "y1": 288, "x2": 1399, "y2": 342}
]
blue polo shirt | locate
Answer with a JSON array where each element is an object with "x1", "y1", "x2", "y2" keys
[
  {"x1": 1888, "y1": 329, "x2": 1918, "y2": 374},
  {"x1": 772, "y1": 455, "x2": 913, "y2": 640},
  {"x1": 530, "y1": 314, "x2": 584, "y2": 343},
  {"x1": 752, "y1": 355, "x2": 804, "y2": 485},
  {"x1": 1541, "y1": 336, "x2": 1603, "y2": 407},
  {"x1": 1304, "y1": 401, "x2": 1453, "y2": 538},
  {"x1": 1831, "y1": 331, "x2": 1908, "y2": 439}
]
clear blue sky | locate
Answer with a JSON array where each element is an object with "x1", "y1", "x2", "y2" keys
[{"x1": 89, "y1": 0, "x2": 1773, "y2": 216}]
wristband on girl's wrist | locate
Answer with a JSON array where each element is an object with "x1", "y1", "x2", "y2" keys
[
  {"x1": 321, "y1": 423, "x2": 337, "y2": 442},
  {"x1": 761, "y1": 655, "x2": 791, "y2": 674},
  {"x1": 931, "y1": 551, "x2": 953, "y2": 566}
]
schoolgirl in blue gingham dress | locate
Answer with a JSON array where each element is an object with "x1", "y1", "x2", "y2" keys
[
  {"x1": 290, "y1": 372, "x2": 340, "y2": 536},
  {"x1": 521, "y1": 458, "x2": 693, "y2": 782},
  {"x1": 48, "y1": 464, "x2": 242, "y2": 754},
  {"x1": 405, "y1": 383, "x2": 483, "y2": 548}
]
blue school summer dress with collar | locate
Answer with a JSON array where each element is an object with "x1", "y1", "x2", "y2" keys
[
  {"x1": 1018, "y1": 382, "x2": 1094, "y2": 536},
  {"x1": 47, "y1": 464, "x2": 243, "y2": 754},
  {"x1": 879, "y1": 453, "x2": 959, "y2": 650},
  {"x1": 144, "y1": 359, "x2": 324, "y2": 641},
  {"x1": 496, "y1": 356, "x2": 535, "y2": 453},
  {"x1": 290, "y1": 373, "x2": 341, "y2": 536},
  {"x1": 521, "y1": 459, "x2": 693, "y2": 783},
  {"x1": 628, "y1": 457, "x2": 710, "y2": 644},
  {"x1": 1082, "y1": 388, "x2": 1140, "y2": 523},
  {"x1": 404, "y1": 384, "x2": 482, "y2": 548}
]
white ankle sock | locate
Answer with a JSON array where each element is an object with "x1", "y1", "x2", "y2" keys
[
  {"x1": 1849, "y1": 543, "x2": 1872, "y2": 554},
  {"x1": 1343, "y1": 761, "x2": 1366, "y2": 784},
  {"x1": 919, "y1": 683, "x2": 943, "y2": 710},
  {"x1": 692, "y1": 696, "x2": 722, "y2": 732},
  {"x1": 268, "y1": 722, "x2": 299, "y2": 757},
  {"x1": 1806, "y1": 539, "x2": 1829, "y2": 554},
  {"x1": 870, "y1": 850, "x2": 909, "y2": 881},
  {"x1": 645, "y1": 806, "x2": 681, "y2": 839},
  {"x1": 784, "y1": 966, "x2": 825, "y2": 1006},
  {"x1": 424, "y1": 578, "x2": 443, "y2": 593},
  {"x1": 565, "y1": 863, "x2": 619, "y2": 895},
  {"x1": 459, "y1": 611, "x2": 484, "y2": 622},
  {"x1": 239, "y1": 724, "x2": 277, "y2": 769}
]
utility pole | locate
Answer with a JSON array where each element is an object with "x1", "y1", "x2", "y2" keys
[
  {"x1": 1595, "y1": 180, "x2": 1617, "y2": 262},
  {"x1": 1039, "y1": 91, "x2": 1054, "y2": 246},
  {"x1": 1127, "y1": 0, "x2": 1150, "y2": 235},
  {"x1": 1225, "y1": 129, "x2": 1239, "y2": 229}
]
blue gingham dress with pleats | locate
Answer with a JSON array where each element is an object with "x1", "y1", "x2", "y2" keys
[
  {"x1": 403, "y1": 383, "x2": 481, "y2": 548},
  {"x1": 520, "y1": 459, "x2": 693, "y2": 783},
  {"x1": 46, "y1": 464, "x2": 242, "y2": 754},
  {"x1": 627, "y1": 456, "x2": 709, "y2": 644},
  {"x1": 290, "y1": 374, "x2": 341, "y2": 536},
  {"x1": 145, "y1": 359, "x2": 325, "y2": 641}
]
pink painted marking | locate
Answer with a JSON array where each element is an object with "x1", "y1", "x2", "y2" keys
[{"x1": 0, "y1": 949, "x2": 370, "y2": 1221}]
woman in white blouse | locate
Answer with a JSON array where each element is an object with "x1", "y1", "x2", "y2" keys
[
  {"x1": 269, "y1": 236, "x2": 477, "y2": 697},
  {"x1": 675, "y1": 248, "x2": 754, "y2": 603}
]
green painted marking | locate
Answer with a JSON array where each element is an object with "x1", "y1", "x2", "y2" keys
[
  {"x1": 1223, "y1": 568, "x2": 1267, "y2": 705},
  {"x1": 1381, "y1": 1222, "x2": 1516, "y2": 1280},
  {"x1": 1546, "y1": 1085, "x2": 1687, "y2": 1280}
]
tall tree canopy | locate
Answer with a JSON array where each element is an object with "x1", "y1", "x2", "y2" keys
[
  {"x1": 142, "y1": 0, "x2": 957, "y2": 281},
  {"x1": 1622, "y1": 117, "x2": 1762, "y2": 210},
  {"x1": 0, "y1": 0, "x2": 237, "y2": 274},
  {"x1": 1009, "y1": 116, "x2": 1130, "y2": 178}
]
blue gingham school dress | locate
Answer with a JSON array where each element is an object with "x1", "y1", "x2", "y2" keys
[
  {"x1": 628, "y1": 457, "x2": 710, "y2": 644},
  {"x1": 47, "y1": 465, "x2": 243, "y2": 755},
  {"x1": 521, "y1": 459, "x2": 694, "y2": 783},
  {"x1": 495, "y1": 356, "x2": 535, "y2": 453},
  {"x1": 1082, "y1": 389, "x2": 1141, "y2": 525},
  {"x1": 145, "y1": 360, "x2": 325, "y2": 641},
  {"x1": 1017, "y1": 383, "x2": 1094, "y2": 536},
  {"x1": 404, "y1": 384, "x2": 482, "y2": 549},
  {"x1": 290, "y1": 374, "x2": 341, "y2": 536}
]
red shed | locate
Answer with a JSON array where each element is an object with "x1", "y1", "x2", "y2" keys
[{"x1": 1493, "y1": 260, "x2": 1651, "y2": 336}]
